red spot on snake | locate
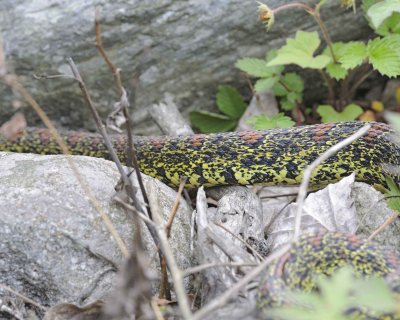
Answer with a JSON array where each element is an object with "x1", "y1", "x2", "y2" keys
[
  {"x1": 311, "y1": 123, "x2": 336, "y2": 142},
  {"x1": 67, "y1": 132, "x2": 86, "y2": 145},
  {"x1": 149, "y1": 137, "x2": 165, "y2": 149},
  {"x1": 191, "y1": 134, "x2": 207, "y2": 147},
  {"x1": 38, "y1": 128, "x2": 52, "y2": 144},
  {"x1": 113, "y1": 135, "x2": 126, "y2": 150},
  {"x1": 238, "y1": 131, "x2": 264, "y2": 144},
  {"x1": 365, "y1": 123, "x2": 389, "y2": 142}
]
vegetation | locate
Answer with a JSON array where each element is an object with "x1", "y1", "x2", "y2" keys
[{"x1": 191, "y1": 0, "x2": 400, "y2": 132}]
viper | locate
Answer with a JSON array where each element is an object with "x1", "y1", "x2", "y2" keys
[
  {"x1": 0, "y1": 121, "x2": 399, "y2": 190},
  {"x1": 1, "y1": 120, "x2": 400, "y2": 318}
]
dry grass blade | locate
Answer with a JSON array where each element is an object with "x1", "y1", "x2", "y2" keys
[{"x1": 0, "y1": 71, "x2": 129, "y2": 258}]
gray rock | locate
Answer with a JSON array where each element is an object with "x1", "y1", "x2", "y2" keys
[
  {"x1": 0, "y1": 152, "x2": 192, "y2": 317},
  {"x1": 0, "y1": 1, "x2": 372, "y2": 134}
]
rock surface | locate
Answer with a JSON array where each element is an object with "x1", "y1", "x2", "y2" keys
[
  {"x1": 0, "y1": 1, "x2": 373, "y2": 134},
  {"x1": 0, "y1": 152, "x2": 192, "y2": 317}
]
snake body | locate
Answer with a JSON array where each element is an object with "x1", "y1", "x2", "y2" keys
[
  {"x1": 1, "y1": 121, "x2": 400, "y2": 318},
  {"x1": 258, "y1": 233, "x2": 400, "y2": 319},
  {"x1": 0, "y1": 121, "x2": 399, "y2": 189}
]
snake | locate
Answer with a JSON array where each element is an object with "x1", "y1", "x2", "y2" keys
[
  {"x1": 258, "y1": 233, "x2": 400, "y2": 319},
  {"x1": 1, "y1": 120, "x2": 400, "y2": 318},
  {"x1": 0, "y1": 121, "x2": 399, "y2": 189}
]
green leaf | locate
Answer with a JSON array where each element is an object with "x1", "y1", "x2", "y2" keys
[
  {"x1": 267, "y1": 31, "x2": 331, "y2": 69},
  {"x1": 326, "y1": 61, "x2": 348, "y2": 80},
  {"x1": 322, "y1": 42, "x2": 367, "y2": 78},
  {"x1": 367, "y1": 0, "x2": 400, "y2": 29},
  {"x1": 272, "y1": 73, "x2": 304, "y2": 97},
  {"x1": 322, "y1": 42, "x2": 348, "y2": 79},
  {"x1": 339, "y1": 42, "x2": 368, "y2": 69},
  {"x1": 254, "y1": 77, "x2": 279, "y2": 92},
  {"x1": 317, "y1": 103, "x2": 363, "y2": 122},
  {"x1": 353, "y1": 277, "x2": 397, "y2": 312},
  {"x1": 266, "y1": 48, "x2": 279, "y2": 62},
  {"x1": 216, "y1": 85, "x2": 246, "y2": 119},
  {"x1": 246, "y1": 113, "x2": 295, "y2": 130},
  {"x1": 235, "y1": 58, "x2": 275, "y2": 77},
  {"x1": 375, "y1": 12, "x2": 400, "y2": 35},
  {"x1": 317, "y1": 269, "x2": 353, "y2": 312},
  {"x1": 367, "y1": 36, "x2": 400, "y2": 77},
  {"x1": 281, "y1": 98, "x2": 296, "y2": 111},
  {"x1": 269, "y1": 267, "x2": 398, "y2": 320},
  {"x1": 287, "y1": 91, "x2": 301, "y2": 103},
  {"x1": 283, "y1": 73, "x2": 304, "y2": 93},
  {"x1": 384, "y1": 176, "x2": 400, "y2": 211},
  {"x1": 273, "y1": 82, "x2": 289, "y2": 96},
  {"x1": 190, "y1": 111, "x2": 237, "y2": 133},
  {"x1": 280, "y1": 92, "x2": 302, "y2": 111}
]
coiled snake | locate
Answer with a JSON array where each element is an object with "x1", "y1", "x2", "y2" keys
[{"x1": 1, "y1": 121, "x2": 400, "y2": 318}]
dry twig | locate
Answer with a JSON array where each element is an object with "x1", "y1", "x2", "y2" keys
[
  {"x1": 192, "y1": 187, "x2": 290, "y2": 320},
  {"x1": 0, "y1": 284, "x2": 47, "y2": 311},
  {"x1": 293, "y1": 124, "x2": 371, "y2": 241},
  {"x1": 0, "y1": 70, "x2": 129, "y2": 258},
  {"x1": 368, "y1": 211, "x2": 399, "y2": 241},
  {"x1": 147, "y1": 186, "x2": 193, "y2": 319},
  {"x1": 182, "y1": 262, "x2": 258, "y2": 278}
]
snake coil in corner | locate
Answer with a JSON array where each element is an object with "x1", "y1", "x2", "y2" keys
[{"x1": 1, "y1": 120, "x2": 400, "y2": 318}]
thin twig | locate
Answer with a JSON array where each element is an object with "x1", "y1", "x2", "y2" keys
[
  {"x1": 160, "y1": 178, "x2": 186, "y2": 299},
  {"x1": 95, "y1": 7, "x2": 123, "y2": 96},
  {"x1": 293, "y1": 124, "x2": 371, "y2": 241},
  {"x1": 1, "y1": 74, "x2": 129, "y2": 258},
  {"x1": 166, "y1": 178, "x2": 187, "y2": 238},
  {"x1": 95, "y1": 8, "x2": 153, "y2": 221},
  {"x1": 182, "y1": 262, "x2": 258, "y2": 278},
  {"x1": 191, "y1": 244, "x2": 290, "y2": 320},
  {"x1": 214, "y1": 222, "x2": 264, "y2": 261},
  {"x1": 114, "y1": 196, "x2": 154, "y2": 225},
  {"x1": 32, "y1": 73, "x2": 74, "y2": 80},
  {"x1": 150, "y1": 298, "x2": 166, "y2": 320},
  {"x1": 67, "y1": 59, "x2": 138, "y2": 208},
  {"x1": 0, "y1": 284, "x2": 47, "y2": 311},
  {"x1": 148, "y1": 189, "x2": 193, "y2": 319},
  {"x1": 368, "y1": 212, "x2": 399, "y2": 241}
]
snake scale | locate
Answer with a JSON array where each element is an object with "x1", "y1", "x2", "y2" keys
[{"x1": 1, "y1": 120, "x2": 400, "y2": 318}]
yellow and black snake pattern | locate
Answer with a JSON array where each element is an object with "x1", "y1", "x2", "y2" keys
[
  {"x1": 258, "y1": 233, "x2": 400, "y2": 319},
  {"x1": 0, "y1": 121, "x2": 399, "y2": 189},
  {"x1": 1, "y1": 121, "x2": 400, "y2": 318}
]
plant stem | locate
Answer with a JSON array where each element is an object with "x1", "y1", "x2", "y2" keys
[
  {"x1": 345, "y1": 68, "x2": 374, "y2": 101},
  {"x1": 319, "y1": 69, "x2": 336, "y2": 106},
  {"x1": 313, "y1": 11, "x2": 337, "y2": 63},
  {"x1": 273, "y1": 2, "x2": 337, "y2": 63},
  {"x1": 273, "y1": 3, "x2": 313, "y2": 14}
]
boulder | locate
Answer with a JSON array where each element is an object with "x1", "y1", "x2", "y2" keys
[
  {"x1": 0, "y1": 1, "x2": 372, "y2": 134},
  {"x1": 0, "y1": 151, "x2": 192, "y2": 317}
]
